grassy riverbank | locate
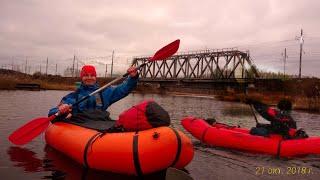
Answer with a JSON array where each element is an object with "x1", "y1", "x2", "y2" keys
[
  {"x1": 0, "y1": 69, "x2": 114, "y2": 91},
  {"x1": 135, "y1": 78, "x2": 320, "y2": 112},
  {"x1": 0, "y1": 71, "x2": 74, "y2": 90},
  {"x1": 216, "y1": 91, "x2": 320, "y2": 112}
]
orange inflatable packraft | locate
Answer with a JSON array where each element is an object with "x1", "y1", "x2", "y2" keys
[{"x1": 45, "y1": 122, "x2": 194, "y2": 175}]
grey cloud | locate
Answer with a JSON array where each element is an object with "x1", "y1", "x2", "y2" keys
[{"x1": 0, "y1": 0, "x2": 319, "y2": 76}]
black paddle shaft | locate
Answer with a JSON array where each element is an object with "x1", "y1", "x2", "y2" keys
[{"x1": 242, "y1": 83, "x2": 259, "y2": 125}]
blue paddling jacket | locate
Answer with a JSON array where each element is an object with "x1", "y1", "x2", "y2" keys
[{"x1": 48, "y1": 76, "x2": 138, "y2": 116}]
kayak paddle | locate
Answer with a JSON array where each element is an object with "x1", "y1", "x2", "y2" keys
[{"x1": 8, "y1": 39, "x2": 180, "y2": 145}]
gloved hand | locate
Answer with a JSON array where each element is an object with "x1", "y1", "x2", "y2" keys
[
  {"x1": 58, "y1": 104, "x2": 72, "y2": 118},
  {"x1": 127, "y1": 66, "x2": 138, "y2": 77},
  {"x1": 244, "y1": 98, "x2": 261, "y2": 105},
  {"x1": 256, "y1": 123, "x2": 270, "y2": 128},
  {"x1": 244, "y1": 98, "x2": 253, "y2": 104}
]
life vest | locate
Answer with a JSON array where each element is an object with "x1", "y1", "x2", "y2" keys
[
  {"x1": 115, "y1": 100, "x2": 171, "y2": 131},
  {"x1": 74, "y1": 87, "x2": 104, "y2": 113}
]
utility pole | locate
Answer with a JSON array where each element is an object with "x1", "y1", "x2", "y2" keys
[
  {"x1": 76, "y1": 57, "x2": 79, "y2": 77},
  {"x1": 72, "y1": 55, "x2": 75, "y2": 77},
  {"x1": 105, "y1": 64, "x2": 108, "y2": 78},
  {"x1": 55, "y1": 64, "x2": 58, "y2": 75},
  {"x1": 111, "y1": 50, "x2": 114, "y2": 77},
  {"x1": 40, "y1": 64, "x2": 42, "y2": 74},
  {"x1": 297, "y1": 29, "x2": 304, "y2": 79},
  {"x1": 11, "y1": 57, "x2": 14, "y2": 71},
  {"x1": 282, "y1": 48, "x2": 288, "y2": 79},
  {"x1": 25, "y1": 57, "x2": 28, "y2": 74},
  {"x1": 46, "y1": 57, "x2": 49, "y2": 76}
]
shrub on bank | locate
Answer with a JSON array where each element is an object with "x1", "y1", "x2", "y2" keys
[
  {"x1": 0, "y1": 76, "x2": 17, "y2": 89},
  {"x1": 0, "y1": 71, "x2": 75, "y2": 91}
]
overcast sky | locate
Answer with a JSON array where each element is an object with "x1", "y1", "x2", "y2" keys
[{"x1": 1, "y1": 0, "x2": 320, "y2": 77}]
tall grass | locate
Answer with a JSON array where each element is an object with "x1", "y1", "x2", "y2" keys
[
  {"x1": 0, "y1": 76, "x2": 18, "y2": 90},
  {"x1": 0, "y1": 74, "x2": 74, "y2": 90}
]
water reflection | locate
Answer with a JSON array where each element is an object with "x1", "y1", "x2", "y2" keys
[
  {"x1": 7, "y1": 146, "x2": 43, "y2": 172},
  {"x1": 7, "y1": 145, "x2": 168, "y2": 180},
  {"x1": 221, "y1": 105, "x2": 253, "y2": 117},
  {"x1": 2, "y1": 91, "x2": 320, "y2": 180}
]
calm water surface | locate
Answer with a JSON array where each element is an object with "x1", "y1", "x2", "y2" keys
[{"x1": 0, "y1": 90, "x2": 319, "y2": 180}]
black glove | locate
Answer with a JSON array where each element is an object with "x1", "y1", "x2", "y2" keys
[
  {"x1": 294, "y1": 128, "x2": 309, "y2": 139},
  {"x1": 245, "y1": 98, "x2": 261, "y2": 106},
  {"x1": 244, "y1": 98, "x2": 253, "y2": 104}
]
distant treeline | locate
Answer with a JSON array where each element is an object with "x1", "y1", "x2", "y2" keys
[
  {"x1": 247, "y1": 65, "x2": 316, "y2": 79},
  {"x1": 0, "y1": 69, "x2": 118, "y2": 90}
]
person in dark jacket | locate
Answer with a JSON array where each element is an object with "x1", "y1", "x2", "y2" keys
[
  {"x1": 48, "y1": 65, "x2": 138, "y2": 119},
  {"x1": 249, "y1": 99, "x2": 297, "y2": 139}
]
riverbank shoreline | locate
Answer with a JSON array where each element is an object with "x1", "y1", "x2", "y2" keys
[
  {"x1": 140, "y1": 90, "x2": 320, "y2": 113},
  {"x1": 135, "y1": 82, "x2": 320, "y2": 113},
  {"x1": 1, "y1": 68, "x2": 319, "y2": 112}
]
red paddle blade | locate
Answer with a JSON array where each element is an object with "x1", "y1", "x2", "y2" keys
[
  {"x1": 8, "y1": 115, "x2": 55, "y2": 145},
  {"x1": 150, "y1": 39, "x2": 180, "y2": 61}
]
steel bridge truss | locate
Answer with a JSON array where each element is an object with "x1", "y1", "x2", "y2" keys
[{"x1": 132, "y1": 48, "x2": 259, "y2": 80}]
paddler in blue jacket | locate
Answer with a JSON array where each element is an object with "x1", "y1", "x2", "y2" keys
[{"x1": 48, "y1": 65, "x2": 138, "y2": 119}]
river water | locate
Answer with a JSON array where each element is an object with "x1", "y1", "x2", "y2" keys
[{"x1": 0, "y1": 90, "x2": 319, "y2": 180}]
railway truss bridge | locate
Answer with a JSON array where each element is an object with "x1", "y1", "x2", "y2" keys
[{"x1": 132, "y1": 48, "x2": 259, "y2": 91}]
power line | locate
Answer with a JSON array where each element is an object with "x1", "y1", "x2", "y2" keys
[{"x1": 235, "y1": 39, "x2": 296, "y2": 48}]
